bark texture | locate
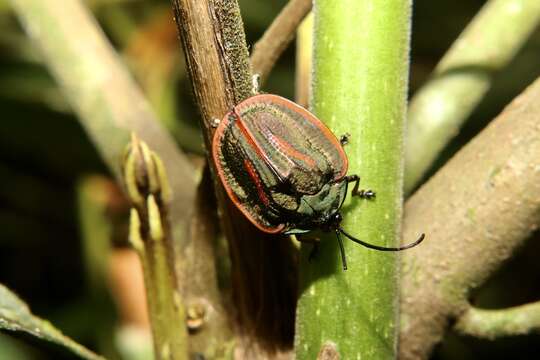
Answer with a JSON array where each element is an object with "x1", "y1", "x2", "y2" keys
[
  {"x1": 171, "y1": 0, "x2": 297, "y2": 354},
  {"x1": 400, "y1": 77, "x2": 540, "y2": 359}
]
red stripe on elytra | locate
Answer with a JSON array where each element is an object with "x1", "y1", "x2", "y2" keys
[
  {"x1": 243, "y1": 159, "x2": 271, "y2": 206},
  {"x1": 267, "y1": 131, "x2": 317, "y2": 168},
  {"x1": 237, "y1": 94, "x2": 348, "y2": 180},
  {"x1": 211, "y1": 110, "x2": 284, "y2": 234},
  {"x1": 233, "y1": 111, "x2": 277, "y2": 171}
]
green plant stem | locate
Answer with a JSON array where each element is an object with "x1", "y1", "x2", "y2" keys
[
  {"x1": 294, "y1": 1, "x2": 412, "y2": 358},
  {"x1": 295, "y1": 11, "x2": 313, "y2": 108},
  {"x1": 123, "y1": 136, "x2": 189, "y2": 359},
  {"x1": 130, "y1": 206, "x2": 188, "y2": 360},
  {"x1": 454, "y1": 302, "x2": 540, "y2": 340},
  {"x1": 404, "y1": 0, "x2": 540, "y2": 193},
  {"x1": 400, "y1": 77, "x2": 540, "y2": 359}
]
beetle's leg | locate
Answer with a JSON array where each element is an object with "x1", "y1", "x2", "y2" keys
[
  {"x1": 252, "y1": 73, "x2": 261, "y2": 95},
  {"x1": 355, "y1": 189, "x2": 376, "y2": 199},
  {"x1": 340, "y1": 133, "x2": 351, "y2": 146},
  {"x1": 335, "y1": 230, "x2": 348, "y2": 270},
  {"x1": 345, "y1": 175, "x2": 376, "y2": 199}
]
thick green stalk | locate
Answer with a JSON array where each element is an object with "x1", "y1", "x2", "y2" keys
[
  {"x1": 295, "y1": 1, "x2": 411, "y2": 359},
  {"x1": 404, "y1": 0, "x2": 540, "y2": 193}
]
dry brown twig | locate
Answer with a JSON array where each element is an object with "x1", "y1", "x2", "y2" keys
[
  {"x1": 250, "y1": 0, "x2": 312, "y2": 84},
  {"x1": 171, "y1": 0, "x2": 297, "y2": 356}
]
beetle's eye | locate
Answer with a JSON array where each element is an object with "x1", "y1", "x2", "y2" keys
[{"x1": 334, "y1": 213, "x2": 343, "y2": 223}]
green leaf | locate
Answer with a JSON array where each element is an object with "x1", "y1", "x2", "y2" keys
[{"x1": 0, "y1": 284, "x2": 104, "y2": 360}]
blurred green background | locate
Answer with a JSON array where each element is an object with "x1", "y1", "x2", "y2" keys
[{"x1": 0, "y1": 0, "x2": 539, "y2": 359}]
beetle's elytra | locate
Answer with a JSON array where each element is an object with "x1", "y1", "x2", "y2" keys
[{"x1": 212, "y1": 94, "x2": 423, "y2": 269}]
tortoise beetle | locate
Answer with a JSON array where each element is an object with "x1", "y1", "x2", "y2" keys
[{"x1": 212, "y1": 94, "x2": 424, "y2": 269}]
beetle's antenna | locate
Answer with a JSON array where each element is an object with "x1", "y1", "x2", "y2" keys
[
  {"x1": 338, "y1": 228, "x2": 425, "y2": 251},
  {"x1": 335, "y1": 230, "x2": 348, "y2": 270}
]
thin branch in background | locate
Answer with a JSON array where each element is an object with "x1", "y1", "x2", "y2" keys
[
  {"x1": 10, "y1": 0, "x2": 226, "y2": 356},
  {"x1": 9, "y1": 0, "x2": 196, "y2": 191},
  {"x1": 9, "y1": 0, "x2": 200, "y2": 277},
  {"x1": 122, "y1": 7, "x2": 204, "y2": 154},
  {"x1": 455, "y1": 302, "x2": 540, "y2": 340},
  {"x1": 404, "y1": 0, "x2": 540, "y2": 194},
  {"x1": 295, "y1": 11, "x2": 313, "y2": 108},
  {"x1": 250, "y1": 0, "x2": 312, "y2": 84},
  {"x1": 400, "y1": 76, "x2": 540, "y2": 360}
]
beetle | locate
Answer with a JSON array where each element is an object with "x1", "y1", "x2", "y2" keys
[{"x1": 212, "y1": 94, "x2": 424, "y2": 270}]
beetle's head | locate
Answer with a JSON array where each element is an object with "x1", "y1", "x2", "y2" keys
[
  {"x1": 318, "y1": 211, "x2": 343, "y2": 233},
  {"x1": 328, "y1": 212, "x2": 343, "y2": 229}
]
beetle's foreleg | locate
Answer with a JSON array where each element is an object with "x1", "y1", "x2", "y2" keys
[
  {"x1": 345, "y1": 175, "x2": 376, "y2": 199},
  {"x1": 339, "y1": 133, "x2": 351, "y2": 146}
]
